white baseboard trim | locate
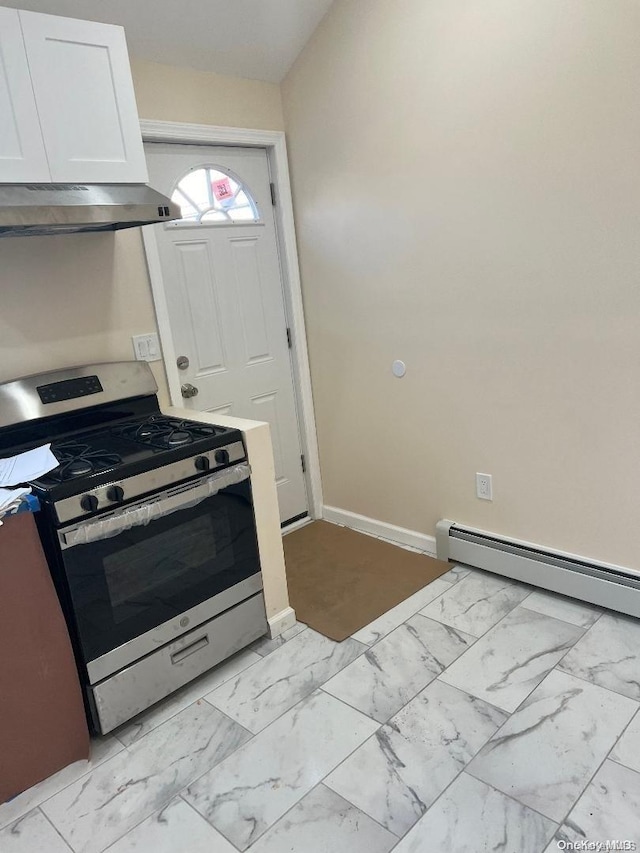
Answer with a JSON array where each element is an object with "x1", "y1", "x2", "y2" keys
[
  {"x1": 322, "y1": 505, "x2": 437, "y2": 556},
  {"x1": 268, "y1": 606, "x2": 297, "y2": 638}
]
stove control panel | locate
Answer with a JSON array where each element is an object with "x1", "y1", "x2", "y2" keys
[
  {"x1": 37, "y1": 375, "x2": 103, "y2": 404},
  {"x1": 92, "y1": 482, "x2": 126, "y2": 507},
  {"x1": 54, "y1": 440, "x2": 246, "y2": 524},
  {"x1": 77, "y1": 482, "x2": 126, "y2": 515}
]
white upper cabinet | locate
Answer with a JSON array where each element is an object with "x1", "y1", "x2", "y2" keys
[
  {"x1": 19, "y1": 11, "x2": 148, "y2": 184},
  {"x1": 0, "y1": 8, "x2": 50, "y2": 182},
  {"x1": 0, "y1": 9, "x2": 147, "y2": 184}
]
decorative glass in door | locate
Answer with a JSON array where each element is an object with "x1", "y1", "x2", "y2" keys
[{"x1": 170, "y1": 165, "x2": 260, "y2": 225}]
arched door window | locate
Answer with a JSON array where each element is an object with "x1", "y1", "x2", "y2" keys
[{"x1": 170, "y1": 166, "x2": 260, "y2": 224}]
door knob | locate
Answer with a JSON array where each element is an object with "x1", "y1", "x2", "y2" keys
[
  {"x1": 176, "y1": 355, "x2": 190, "y2": 370},
  {"x1": 181, "y1": 383, "x2": 199, "y2": 399}
]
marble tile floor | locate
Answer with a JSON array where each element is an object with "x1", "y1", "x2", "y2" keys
[{"x1": 2, "y1": 564, "x2": 640, "y2": 853}]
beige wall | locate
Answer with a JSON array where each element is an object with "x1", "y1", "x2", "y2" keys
[
  {"x1": 131, "y1": 59, "x2": 284, "y2": 131},
  {"x1": 0, "y1": 230, "x2": 168, "y2": 393},
  {"x1": 0, "y1": 61, "x2": 284, "y2": 404},
  {"x1": 282, "y1": 0, "x2": 640, "y2": 568}
]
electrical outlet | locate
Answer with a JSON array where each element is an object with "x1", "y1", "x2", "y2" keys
[{"x1": 476, "y1": 472, "x2": 493, "y2": 501}]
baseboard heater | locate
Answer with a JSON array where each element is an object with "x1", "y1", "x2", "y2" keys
[{"x1": 436, "y1": 519, "x2": 640, "y2": 620}]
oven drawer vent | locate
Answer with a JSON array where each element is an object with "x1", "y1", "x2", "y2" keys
[{"x1": 90, "y1": 591, "x2": 267, "y2": 734}]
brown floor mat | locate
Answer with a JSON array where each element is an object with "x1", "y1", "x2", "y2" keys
[{"x1": 283, "y1": 520, "x2": 451, "y2": 641}]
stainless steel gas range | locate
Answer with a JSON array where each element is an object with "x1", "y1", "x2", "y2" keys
[{"x1": 0, "y1": 361, "x2": 268, "y2": 734}]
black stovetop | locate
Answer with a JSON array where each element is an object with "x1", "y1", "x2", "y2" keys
[{"x1": 0, "y1": 399, "x2": 241, "y2": 501}]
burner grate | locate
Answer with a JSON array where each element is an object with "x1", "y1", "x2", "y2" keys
[
  {"x1": 114, "y1": 416, "x2": 220, "y2": 450},
  {"x1": 47, "y1": 440, "x2": 122, "y2": 482}
]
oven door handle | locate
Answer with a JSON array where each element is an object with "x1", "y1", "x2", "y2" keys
[{"x1": 60, "y1": 463, "x2": 251, "y2": 549}]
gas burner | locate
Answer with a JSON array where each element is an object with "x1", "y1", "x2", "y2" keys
[
  {"x1": 167, "y1": 430, "x2": 191, "y2": 447},
  {"x1": 66, "y1": 459, "x2": 93, "y2": 477},
  {"x1": 46, "y1": 441, "x2": 122, "y2": 483},
  {"x1": 114, "y1": 416, "x2": 221, "y2": 450}
]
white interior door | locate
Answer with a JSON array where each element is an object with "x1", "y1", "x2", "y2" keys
[{"x1": 145, "y1": 143, "x2": 308, "y2": 525}]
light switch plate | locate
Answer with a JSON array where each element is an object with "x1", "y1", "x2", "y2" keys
[{"x1": 132, "y1": 333, "x2": 161, "y2": 362}]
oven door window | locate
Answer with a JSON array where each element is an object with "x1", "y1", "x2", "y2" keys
[{"x1": 61, "y1": 481, "x2": 260, "y2": 663}]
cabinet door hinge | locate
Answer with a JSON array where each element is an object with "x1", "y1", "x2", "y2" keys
[
  {"x1": 270, "y1": 182, "x2": 277, "y2": 206},
  {"x1": 301, "y1": 454, "x2": 306, "y2": 473},
  {"x1": 286, "y1": 327, "x2": 292, "y2": 349}
]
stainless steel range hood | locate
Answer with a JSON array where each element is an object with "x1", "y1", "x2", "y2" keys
[{"x1": 0, "y1": 183, "x2": 181, "y2": 237}]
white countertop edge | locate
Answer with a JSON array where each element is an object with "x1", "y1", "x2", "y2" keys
[{"x1": 162, "y1": 405, "x2": 269, "y2": 435}]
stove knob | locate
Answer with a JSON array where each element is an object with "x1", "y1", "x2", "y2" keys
[
  {"x1": 195, "y1": 455, "x2": 210, "y2": 471},
  {"x1": 215, "y1": 449, "x2": 230, "y2": 466},
  {"x1": 80, "y1": 494, "x2": 99, "y2": 513},
  {"x1": 107, "y1": 485, "x2": 125, "y2": 503}
]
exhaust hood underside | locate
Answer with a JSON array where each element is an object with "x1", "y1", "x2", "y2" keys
[{"x1": 0, "y1": 184, "x2": 181, "y2": 237}]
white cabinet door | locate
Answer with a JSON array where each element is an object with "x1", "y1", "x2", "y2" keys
[
  {"x1": 19, "y1": 11, "x2": 148, "y2": 184},
  {"x1": 0, "y1": 8, "x2": 49, "y2": 182}
]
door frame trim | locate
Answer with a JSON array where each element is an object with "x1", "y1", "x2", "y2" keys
[{"x1": 140, "y1": 119, "x2": 323, "y2": 519}]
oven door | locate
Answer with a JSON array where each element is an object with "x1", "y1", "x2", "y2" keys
[{"x1": 57, "y1": 463, "x2": 262, "y2": 681}]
